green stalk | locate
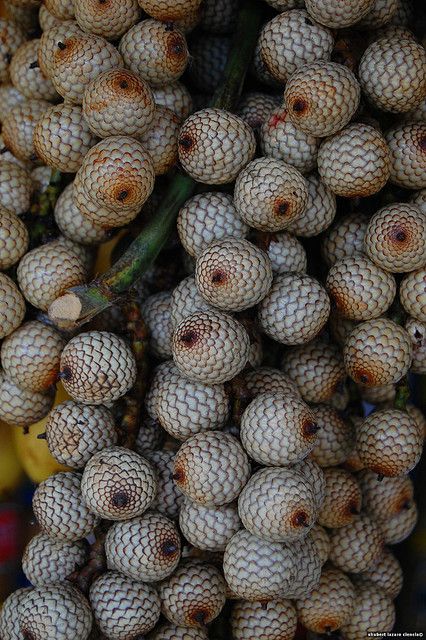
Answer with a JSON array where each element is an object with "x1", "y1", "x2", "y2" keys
[{"x1": 49, "y1": 0, "x2": 264, "y2": 328}]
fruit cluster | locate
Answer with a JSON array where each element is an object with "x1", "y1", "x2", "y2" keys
[{"x1": 0, "y1": 0, "x2": 425, "y2": 638}]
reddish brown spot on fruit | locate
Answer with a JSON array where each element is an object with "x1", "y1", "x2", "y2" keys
[
  {"x1": 401, "y1": 499, "x2": 412, "y2": 511},
  {"x1": 168, "y1": 33, "x2": 186, "y2": 59},
  {"x1": 117, "y1": 190, "x2": 128, "y2": 202},
  {"x1": 211, "y1": 269, "x2": 227, "y2": 285},
  {"x1": 319, "y1": 619, "x2": 339, "y2": 633},
  {"x1": 179, "y1": 134, "x2": 194, "y2": 150},
  {"x1": 111, "y1": 491, "x2": 129, "y2": 508},
  {"x1": 292, "y1": 98, "x2": 307, "y2": 114},
  {"x1": 302, "y1": 420, "x2": 319, "y2": 437},
  {"x1": 173, "y1": 467, "x2": 185, "y2": 483},
  {"x1": 57, "y1": 41, "x2": 66, "y2": 50},
  {"x1": 348, "y1": 500, "x2": 360, "y2": 515},
  {"x1": 390, "y1": 226, "x2": 408, "y2": 244},
  {"x1": 161, "y1": 539, "x2": 179, "y2": 556},
  {"x1": 119, "y1": 80, "x2": 129, "y2": 89},
  {"x1": 22, "y1": 631, "x2": 35, "y2": 640},
  {"x1": 354, "y1": 367, "x2": 373, "y2": 385},
  {"x1": 190, "y1": 608, "x2": 209, "y2": 626},
  {"x1": 292, "y1": 510, "x2": 309, "y2": 527},
  {"x1": 179, "y1": 329, "x2": 198, "y2": 347},
  {"x1": 275, "y1": 200, "x2": 290, "y2": 217}
]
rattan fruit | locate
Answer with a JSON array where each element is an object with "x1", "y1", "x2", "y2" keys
[
  {"x1": 105, "y1": 511, "x2": 181, "y2": 582},
  {"x1": 32, "y1": 471, "x2": 99, "y2": 541},
  {"x1": 328, "y1": 513, "x2": 384, "y2": 573},
  {"x1": 172, "y1": 311, "x2": 250, "y2": 384},
  {"x1": 89, "y1": 571, "x2": 160, "y2": 639},
  {"x1": 59, "y1": 331, "x2": 136, "y2": 404},
  {"x1": 81, "y1": 446, "x2": 157, "y2": 520},
  {"x1": 173, "y1": 431, "x2": 250, "y2": 506},
  {"x1": 178, "y1": 108, "x2": 256, "y2": 184},
  {"x1": 240, "y1": 392, "x2": 318, "y2": 466},
  {"x1": 284, "y1": 61, "x2": 361, "y2": 137},
  {"x1": 344, "y1": 318, "x2": 412, "y2": 387},
  {"x1": 231, "y1": 599, "x2": 297, "y2": 640},
  {"x1": 22, "y1": 533, "x2": 88, "y2": 587}
]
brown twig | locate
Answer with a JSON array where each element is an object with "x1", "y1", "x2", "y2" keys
[
  {"x1": 67, "y1": 523, "x2": 109, "y2": 594},
  {"x1": 117, "y1": 300, "x2": 150, "y2": 449}
]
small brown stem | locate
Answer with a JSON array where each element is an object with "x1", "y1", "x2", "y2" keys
[
  {"x1": 117, "y1": 301, "x2": 150, "y2": 449},
  {"x1": 67, "y1": 523, "x2": 109, "y2": 594}
]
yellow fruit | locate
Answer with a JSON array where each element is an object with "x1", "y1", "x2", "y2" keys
[
  {"x1": 0, "y1": 421, "x2": 24, "y2": 499},
  {"x1": 13, "y1": 382, "x2": 72, "y2": 484}
]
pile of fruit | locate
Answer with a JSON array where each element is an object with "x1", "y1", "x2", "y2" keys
[{"x1": 0, "y1": 0, "x2": 425, "y2": 637}]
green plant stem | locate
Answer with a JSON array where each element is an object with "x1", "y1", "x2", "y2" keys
[
  {"x1": 48, "y1": 0, "x2": 264, "y2": 329},
  {"x1": 394, "y1": 376, "x2": 411, "y2": 411}
]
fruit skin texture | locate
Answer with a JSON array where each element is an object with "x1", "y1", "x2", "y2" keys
[
  {"x1": 0, "y1": 272, "x2": 25, "y2": 339},
  {"x1": 282, "y1": 339, "x2": 346, "y2": 403},
  {"x1": 0, "y1": 371, "x2": 54, "y2": 428},
  {"x1": 311, "y1": 405, "x2": 355, "y2": 467},
  {"x1": 385, "y1": 123, "x2": 426, "y2": 190},
  {"x1": 75, "y1": 136, "x2": 155, "y2": 228},
  {"x1": 260, "y1": 106, "x2": 319, "y2": 174},
  {"x1": 233, "y1": 157, "x2": 309, "y2": 232},
  {"x1": 0, "y1": 160, "x2": 33, "y2": 215},
  {"x1": 0, "y1": 207, "x2": 29, "y2": 269},
  {"x1": 17, "y1": 241, "x2": 86, "y2": 311},
  {"x1": 1, "y1": 321, "x2": 65, "y2": 392},
  {"x1": 33, "y1": 471, "x2": 99, "y2": 541},
  {"x1": 9, "y1": 39, "x2": 58, "y2": 101},
  {"x1": 0, "y1": 587, "x2": 31, "y2": 640},
  {"x1": 238, "y1": 466, "x2": 318, "y2": 542},
  {"x1": 344, "y1": 318, "x2": 412, "y2": 387},
  {"x1": 364, "y1": 203, "x2": 426, "y2": 273},
  {"x1": 139, "y1": 106, "x2": 181, "y2": 175},
  {"x1": 172, "y1": 311, "x2": 250, "y2": 384},
  {"x1": 296, "y1": 566, "x2": 356, "y2": 633},
  {"x1": 195, "y1": 238, "x2": 273, "y2": 312},
  {"x1": 50, "y1": 31, "x2": 123, "y2": 104},
  {"x1": 155, "y1": 367, "x2": 229, "y2": 441},
  {"x1": 22, "y1": 533, "x2": 88, "y2": 587},
  {"x1": 223, "y1": 528, "x2": 297, "y2": 601},
  {"x1": 138, "y1": 0, "x2": 202, "y2": 22},
  {"x1": 177, "y1": 192, "x2": 249, "y2": 258},
  {"x1": 81, "y1": 446, "x2": 157, "y2": 520},
  {"x1": 378, "y1": 502, "x2": 419, "y2": 545},
  {"x1": 328, "y1": 514, "x2": 384, "y2": 573},
  {"x1": 159, "y1": 561, "x2": 226, "y2": 628},
  {"x1": 284, "y1": 61, "x2": 361, "y2": 137},
  {"x1": 173, "y1": 431, "x2": 250, "y2": 507},
  {"x1": 149, "y1": 625, "x2": 208, "y2": 640},
  {"x1": 258, "y1": 10, "x2": 334, "y2": 84},
  {"x1": 356, "y1": 409, "x2": 423, "y2": 477},
  {"x1": 240, "y1": 392, "x2": 318, "y2": 466},
  {"x1": 340, "y1": 584, "x2": 395, "y2": 639},
  {"x1": 318, "y1": 468, "x2": 362, "y2": 528},
  {"x1": 178, "y1": 108, "x2": 256, "y2": 184},
  {"x1": 354, "y1": 547, "x2": 403, "y2": 599},
  {"x1": 359, "y1": 36, "x2": 426, "y2": 113},
  {"x1": 33, "y1": 103, "x2": 97, "y2": 173},
  {"x1": 305, "y1": 0, "x2": 374, "y2": 27},
  {"x1": 0, "y1": 19, "x2": 25, "y2": 83},
  {"x1": 2, "y1": 99, "x2": 51, "y2": 163},
  {"x1": 89, "y1": 571, "x2": 161, "y2": 639},
  {"x1": 400, "y1": 268, "x2": 426, "y2": 322},
  {"x1": 54, "y1": 183, "x2": 108, "y2": 246},
  {"x1": 179, "y1": 499, "x2": 241, "y2": 551},
  {"x1": 326, "y1": 255, "x2": 396, "y2": 321},
  {"x1": 74, "y1": 0, "x2": 141, "y2": 40},
  {"x1": 317, "y1": 123, "x2": 390, "y2": 197},
  {"x1": 119, "y1": 20, "x2": 189, "y2": 86},
  {"x1": 258, "y1": 273, "x2": 330, "y2": 345},
  {"x1": 83, "y1": 68, "x2": 154, "y2": 138},
  {"x1": 231, "y1": 599, "x2": 297, "y2": 640},
  {"x1": 59, "y1": 331, "x2": 136, "y2": 405},
  {"x1": 105, "y1": 512, "x2": 181, "y2": 582},
  {"x1": 322, "y1": 212, "x2": 368, "y2": 267},
  {"x1": 18, "y1": 584, "x2": 93, "y2": 640}
]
